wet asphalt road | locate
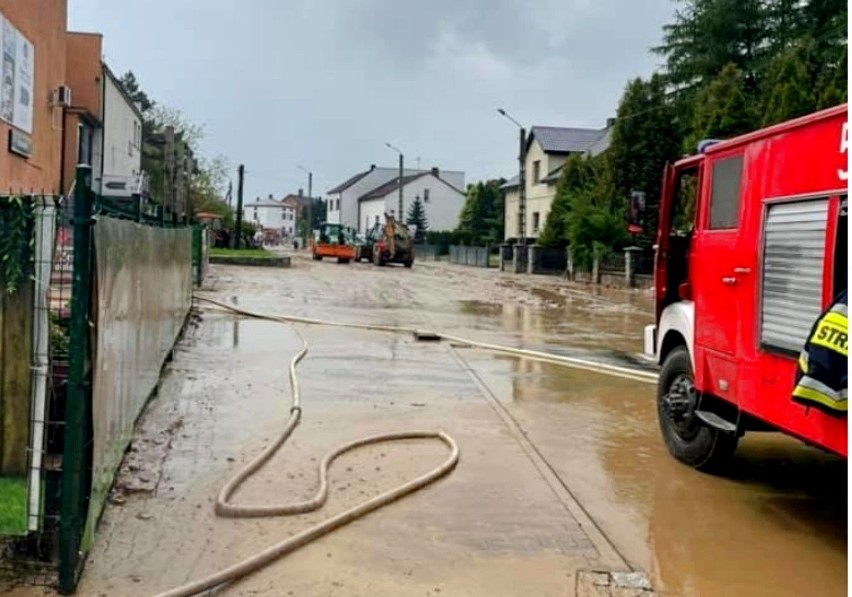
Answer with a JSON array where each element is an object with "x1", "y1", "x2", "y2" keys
[{"x1": 7, "y1": 255, "x2": 845, "y2": 596}]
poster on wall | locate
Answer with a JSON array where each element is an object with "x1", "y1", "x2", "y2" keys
[{"x1": 0, "y1": 13, "x2": 34, "y2": 134}]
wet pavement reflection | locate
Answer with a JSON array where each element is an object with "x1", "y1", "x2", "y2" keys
[
  {"x1": 212, "y1": 261, "x2": 846, "y2": 597},
  {"x1": 458, "y1": 325, "x2": 845, "y2": 597}
]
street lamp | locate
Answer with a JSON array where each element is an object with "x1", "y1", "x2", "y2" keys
[
  {"x1": 385, "y1": 142, "x2": 404, "y2": 220},
  {"x1": 497, "y1": 108, "x2": 527, "y2": 248},
  {"x1": 297, "y1": 164, "x2": 313, "y2": 240}
]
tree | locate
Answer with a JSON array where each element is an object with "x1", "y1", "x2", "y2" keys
[
  {"x1": 654, "y1": 0, "x2": 769, "y2": 97},
  {"x1": 538, "y1": 155, "x2": 594, "y2": 248},
  {"x1": 761, "y1": 41, "x2": 817, "y2": 126},
  {"x1": 608, "y1": 74, "x2": 681, "y2": 247},
  {"x1": 406, "y1": 196, "x2": 428, "y2": 242},
  {"x1": 816, "y1": 46, "x2": 848, "y2": 108},
  {"x1": 455, "y1": 179, "x2": 505, "y2": 245},
  {"x1": 119, "y1": 71, "x2": 154, "y2": 112},
  {"x1": 688, "y1": 63, "x2": 754, "y2": 150}
]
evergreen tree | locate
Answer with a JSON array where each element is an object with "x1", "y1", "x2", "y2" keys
[
  {"x1": 406, "y1": 196, "x2": 428, "y2": 242},
  {"x1": 538, "y1": 155, "x2": 593, "y2": 248},
  {"x1": 816, "y1": 46, "x2": 848, "y2": 108},
  {"x1": 688, "y1": 63, "x2": 754, "y2": 150},
  {"x1": 455, "y1": 179, "x2": 505, "y2": 245},
  {"x1": 654, "y1": 0, "x2": 769, "y2": 97},
  {"x1": 608, "y1": 74, "x2": 681, "y2": 247},
  {"x1": 761, "y1": 41, "x2": 817, "y2": 126}
]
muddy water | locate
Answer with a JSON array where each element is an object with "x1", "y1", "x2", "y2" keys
[
  {"x1": 457, "y1": 310, "x2": 846, "y2": 597},
  {"x1": 213, "y1": 260, "x2": 846, "y2": 596}
]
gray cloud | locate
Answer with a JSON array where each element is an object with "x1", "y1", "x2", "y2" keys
[{"x1": 69, "y1": 0, "x2": 675, "y2": 200}]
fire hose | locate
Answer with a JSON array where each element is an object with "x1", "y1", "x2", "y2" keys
[{"x1": 151, "y1": 296, "x2": 657, "y2": 597}]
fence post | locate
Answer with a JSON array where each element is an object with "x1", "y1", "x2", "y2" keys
[
  {"x1": 512, "y1": 244, "x2": 528, "y2": 274},
  {"x1": 58, "y1": 165, "x2": 94, "y2": 594},
  {"x1": 592, "y1": 248, "x2": 601, "y2": 284},
  {"x1": 192, "y1": 225, "x2": 203, "y2": 287},
  {"x1": 527, "y1": 245, "x2": 537, "y2": 275},
  {"x1": 566, "y1": 246, "x2": 574, "y2": 280},
  {"x1": 624, "y1": 246, "x2": 641, "y2": 288}
]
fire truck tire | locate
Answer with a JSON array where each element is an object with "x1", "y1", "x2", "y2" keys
[
  {"x1": 404, "y1": 259, "x2": 413, "y2": 268},
  {"x1": 312, "y1": 254, "x2": 321, "y2": 261},
  {"x1": 657, "y1": 346, "x2": 738, "y2": 471}
]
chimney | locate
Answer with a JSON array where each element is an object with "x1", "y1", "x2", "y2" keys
[
  {"x1": 298, "y1": 188, "x2": 304, "y2": 197},
  {"x1": 431, "y1": 167, "x2": 439, "y2": 177},
  {"x1": 606, "y1": 117, "x2": 616, "y2": 128},
  {"x1": 268, "y1": 193, "x2": 273, "y2": 200},
  {"x1": 370, "y1": 164, "x2": 376, "y2": 171}
]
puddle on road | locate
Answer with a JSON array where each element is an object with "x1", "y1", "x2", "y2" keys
[
  {"x1": 197, "y1": 281, "x2": 845, "y2": 597},
  {"x1": 466, "y1": 352, "x2": 847, "y2": 597}
]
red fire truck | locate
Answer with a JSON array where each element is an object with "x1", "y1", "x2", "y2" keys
[{"x1": 644, "y1": 104, "x2": 848, "y2": 470}]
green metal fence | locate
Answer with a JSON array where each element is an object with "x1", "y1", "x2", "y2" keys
[
  {"x1": 55, "y1": 166, "x2": 196, "y2": 593},
  {"x1": 0, "y1": 166, "x2": 204, "y2": 594}
]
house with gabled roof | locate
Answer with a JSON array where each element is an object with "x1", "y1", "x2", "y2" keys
[
  {"x1": 326, "y1": 164, "x2": 465, "y2": 233},
  {"x1": 357, "y1": 168, "x2": 466, "y2": 234},
  {"x1": 502, "y1": 121, "x2": 614, "y2": 242}
]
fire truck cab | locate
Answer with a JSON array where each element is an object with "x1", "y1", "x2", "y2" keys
[{"x1": 644, "y1": 104, "x2": 848, "y2": 470}]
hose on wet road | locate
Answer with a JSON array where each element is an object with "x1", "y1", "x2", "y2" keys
[{"x1": 152, "y1": 295, "x2": 656, "y2": 596}]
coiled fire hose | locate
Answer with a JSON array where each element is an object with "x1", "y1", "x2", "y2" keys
[{"x1": 151, "y1": 296, "x2": 657, "y2": 597}]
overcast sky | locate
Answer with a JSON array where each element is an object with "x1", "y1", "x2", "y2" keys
[{"x1": 69, "y1": 0, "x2": 676, "y2": 201}]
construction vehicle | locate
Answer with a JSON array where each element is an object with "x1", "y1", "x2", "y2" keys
[
  {"x1": 643, "y1": 104, "x2": 847, "y2": 470},
  {"x1": 311, "y1": 222, "x2": 357, "y2": 264},
  {"x1": 369, "y1": 214, "x2": 414, "y2": 268}
]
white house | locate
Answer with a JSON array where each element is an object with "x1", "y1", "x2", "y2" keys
[
  {"x1": 243, "y1": 194, "x2": 297, "y2": 237},
  {"x1": 502, "y1": 123, "x2": 613, "y2": 241},
  {"x1": 357, "y1": 168, "x2": 466, "y2": 234},
  {"x1": 326, "y1": 164, "x2": 465, "y2": 231},
  {"x1": 97, "y1": 64, "x2": 145, "y2": 197}
]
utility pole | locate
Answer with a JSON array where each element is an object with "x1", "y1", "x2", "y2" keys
[
  {"x1": 385, "y1": 142, "x2": 404, "y2": 220},
  {"x1": 518, "y1": 126, "x2": 527, "y2": 246},
  {"x1": 234, "y1": 164, "x2": 245, "y2": 249},
  {"x1": 298, "y1": 165, "x2": 313, "y2": 242},
  {"x1": 497, "y1": 109, "x2": 527, "y2": 246},
  {"x1": 307, "y1": 171, "x2": 313, "y2": 237}
]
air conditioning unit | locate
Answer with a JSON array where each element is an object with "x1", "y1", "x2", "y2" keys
[{"x1": 52, "y1": 85, "x2": 72, "y2": 107}]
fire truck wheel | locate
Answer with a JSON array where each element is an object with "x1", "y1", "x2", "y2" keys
[
  {"x1": 657, "y1": 346, "x2": 738, "y2": 471},
  {"x1": 404, "y1": 259, "x2": 413, "y2": 268}
]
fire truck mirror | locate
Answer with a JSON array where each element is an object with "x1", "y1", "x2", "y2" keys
[{"x1": 629, "y1": 190, "x2": 646, "y2": 235}]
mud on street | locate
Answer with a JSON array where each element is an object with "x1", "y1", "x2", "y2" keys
[{"x1": 9, "y1": 257, "x2": 845, "y2": 597}]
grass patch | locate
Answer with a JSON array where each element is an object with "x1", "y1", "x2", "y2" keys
[
  {"x1": 209, "y1": 248, "x2": 274, "y2": 259},
  {"x1": 0, "y1": 477, "x2": 27, "y2": 535}
]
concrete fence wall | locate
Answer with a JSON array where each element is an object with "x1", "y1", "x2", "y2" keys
[
  {"x1": 499, "y1": 244, "x2": 654, "y2": 289},
  {"x1": 449, "y1": 245, "x2": 493, "y2": 268},
  {"x1": 413, "y1": 244, "x2": 440, "y2": 261}
]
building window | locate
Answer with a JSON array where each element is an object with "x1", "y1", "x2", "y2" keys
[
  {"x1": 533, "y1": 160, "x2": 541, "y2": 184},
  {"x1": 336, "y1": 199, "x2": 340, "y2": 211},
  {"x1": 282, "y1": 211, "x2": 286, "y2": 220},
  {"x1": 424, "y1": 189, "x2": 430, "y2": 203},
  {"x1": 375, "y1": 215, "x2": 380, "y2": 225},
  {"x1": 533, "y1": 212, "x2": 540, "y2": 233}
]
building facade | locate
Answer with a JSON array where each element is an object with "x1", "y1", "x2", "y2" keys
[
  {"x1": 502, "y1": 124, "x2": 613, "y2": 242},
  {"x1": 326, "y1": 164, "x2": 465, "y2": 231},
  {"x1": 243, "y1": 194, "x2": 297, "y2": 238},
  {"x1": 357, "y1": 168, "x2": 466, "y2": 234},
  {"x1": 0, "y1": 1, "x2": 68, "y2": 194},
  {"x1": 62, "y1": 34, "x2": 143, "y2": 198}
]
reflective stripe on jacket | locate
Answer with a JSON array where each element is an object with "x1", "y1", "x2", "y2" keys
[{"x1": 792, "y1": 291, "x2": 848, "y2": 415}]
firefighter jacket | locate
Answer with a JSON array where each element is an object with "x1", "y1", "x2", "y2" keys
[{"x1": 792, "y1": 290, "x2": 848, "y2": 415}]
